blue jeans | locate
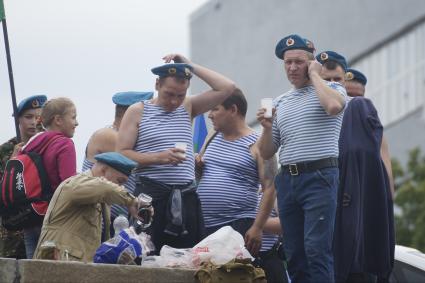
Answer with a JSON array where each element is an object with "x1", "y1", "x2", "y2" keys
[
  {"x1": 23, "y1": 225, "x2": 41, "y2": 259},
  {"x1": 276, "y1": 167, "x2": 338, "y2": 283}
]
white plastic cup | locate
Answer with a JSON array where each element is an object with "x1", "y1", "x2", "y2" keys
[
  {"x1": 175, "y1": 142, "x2": 187, "y2": 158},
  {"x1": 261, "y1": 98, "x2": 273, "y2": 118}
]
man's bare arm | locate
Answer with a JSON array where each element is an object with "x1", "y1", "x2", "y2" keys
[
  {"x1": 309, "y1": 61, "x2": 345, "y2": 116},
  {"x1": 244, "y1": 147, "x2": 278, "y2": 255},
  {"x1": 381, "y1": 136, "x2": 394, "y2": 198},
  {"x1": 162, "y1": 54, "x2": 235, "y2": 118}
]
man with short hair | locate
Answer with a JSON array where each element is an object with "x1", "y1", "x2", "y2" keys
[
  {"x1": 117, "y1": 54, "x2": 235, "y2": 251},
  {"x1": 0, "y1": 95, "x2": 47, "y2": 259},
  {"x1": 82, "y1": 91, "x2": 153, "y2": 172},
  {"x1": 33, "y1": 152, "x2": 144, "y2": 262},
  {"x1": 196, "y1": 89, "x2": 284, "y2": 282},
  {"x1": 82, "y1": 91, "x2": 153, "y2": 236},
  {"x1": 256, "y1": 34, "x2": 347, "y2": 282}
]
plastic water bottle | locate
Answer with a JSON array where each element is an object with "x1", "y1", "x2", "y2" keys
[{"x1": 113, "y1": 215, "x2": 129, "y2": 236}]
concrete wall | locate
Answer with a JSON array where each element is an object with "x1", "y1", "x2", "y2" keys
[
  {"x1": 385, "y1": 107, "x2": 425, "y2": 166},
  {"x1": 189, "y1": 0, "x2": 425, "y2": 125},
  {"x1": 0, "y1": 258, "x2": 196, "y2": 283}
]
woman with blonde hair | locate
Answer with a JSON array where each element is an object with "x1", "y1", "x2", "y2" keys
[{"x1": 20, "y1": 97, "x2": 79, "y2": 258}]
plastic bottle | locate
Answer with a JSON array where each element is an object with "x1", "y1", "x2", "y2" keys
[{"x1": 113, "y1": 215, "x2": 129, "y2": 236}]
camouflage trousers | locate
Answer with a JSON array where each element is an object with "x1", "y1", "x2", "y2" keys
[{"x1": 0, "y1": 219, "x2": 26, "y2": 258}]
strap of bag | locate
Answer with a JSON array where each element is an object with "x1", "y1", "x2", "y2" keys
[{"x1": 198, "y1": 131, "x2": 218, "y2": 158}]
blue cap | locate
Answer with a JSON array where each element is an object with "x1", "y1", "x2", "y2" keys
[
  {"x1": 112, "y1": 91, "x2": 154, "y2": 106},
  {"x1": 275, "y1": 34, "x2": 315, "y2": 59},
  {"x1": 15, "y1": 95, "x2": 47, "y2": 116},
  {"x1": 345, "y1": 68, "x2": 367, "y2": 85},
  {"x1": 94, "y1": 152, "x2": 137, "y2": 176},
  {"x1": 316, "y1": 51, "x2": 348, "y2": 72},
  {"x1": 151, "y1": 63, "x2": 193, "y2": 79}
]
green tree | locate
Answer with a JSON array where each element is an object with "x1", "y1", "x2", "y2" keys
[{"x1": 394, "y1": 148, "x2": 425, "y2": 252}]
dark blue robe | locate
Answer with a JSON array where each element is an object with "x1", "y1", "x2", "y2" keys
[{"x1": 334, "y1": 97, "x2": 395, "y2": 282}]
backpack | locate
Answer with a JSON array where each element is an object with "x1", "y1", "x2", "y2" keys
[
  {"x1": 194, "y1": 258, "x2": 266, "y2": 283},
  {"x1": 0, "y1": 136, "x2": 59, "y2": 230}
]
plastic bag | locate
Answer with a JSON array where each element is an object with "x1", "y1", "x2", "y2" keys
[
  {"x1": 143, "y1": 245, "x2": 195, "y2": 268},
  {"x1": 93, "y1": 227, "x2": 154, "y2": 265},
  {"x1": 142, "y1": 226, "x2": 253, "y2": 268},
  {"x1": 193, "y1": 226, "x2": 253, "y2": 265}
]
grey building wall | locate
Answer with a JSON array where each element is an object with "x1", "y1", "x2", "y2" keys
[
  {"x1": 385, "y1": 107, "x2": 425, "y2": 166},
  {"x1": 190, "y1": 0, "x2": 425, "y2": 125}
]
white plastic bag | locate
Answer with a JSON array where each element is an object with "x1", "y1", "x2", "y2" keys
[
  {"x1": 142, "y1": 245, "x2": 195, "y2": 268},
  {"x1": 193, "y1": 226, "x2": 253, "y2": 265}
]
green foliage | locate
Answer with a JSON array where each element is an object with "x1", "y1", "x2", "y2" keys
[{"x1": 394, "y1": 148, "x2": 425, "y2": 252}]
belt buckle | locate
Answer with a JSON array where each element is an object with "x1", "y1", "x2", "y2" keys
[{"x1": 289, "y1": 164, "x2": 298, "y2": 176}]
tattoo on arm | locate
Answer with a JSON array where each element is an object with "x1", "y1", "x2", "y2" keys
[{"x1": 263, "y1": 155, "x2": 277, "y2": 185}]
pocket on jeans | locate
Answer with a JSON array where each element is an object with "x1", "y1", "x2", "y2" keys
[{"x1": 315, "y1": 168, "x2": 338, "y2": 189}]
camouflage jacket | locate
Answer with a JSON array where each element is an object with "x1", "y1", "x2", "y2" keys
[{"x1": 0, "y1": 137, "x2": 18, "y2": 180}]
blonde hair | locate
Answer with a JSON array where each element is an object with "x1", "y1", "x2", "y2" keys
[{"x1": 41, "y1": 97, "x2": 75, "y2": 128}]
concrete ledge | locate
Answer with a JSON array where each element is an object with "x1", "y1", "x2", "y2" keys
[
  {"x1": 0, "y1": 258, "x2": 17, "y2": 283},
  {"x1": 1, "y1": 258, "x2": 196, "y2": 283}
]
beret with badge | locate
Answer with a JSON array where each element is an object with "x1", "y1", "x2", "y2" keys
[
  {"x1": 345, "y1": 68, "x2": 367, "y2": 86},
  {"x1": 112, "y1": 91, "x2": 154, "y2": 106},
  {"x1": 275, "y1": 34, "x2": 316, "y2": 59},
  {"x1": 316, "y1": 50, "x2": 348, "y2": 72},
  {"x1": 151, "y1": 63, "x2": 193, "y2": 80},
  {"x1": 15, "y1": 95, "x2": 47, "y2": 116},
  {"x1": 94, "y1": 152, "x2": 137, "y2": 177}
]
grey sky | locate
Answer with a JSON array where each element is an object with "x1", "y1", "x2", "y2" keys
[{"x1": 0, "y1": 0, "x2": 207, "y2": 169}]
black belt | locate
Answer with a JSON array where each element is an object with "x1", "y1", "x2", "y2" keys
[{"x1": 281, "y1": 157, "x2": 338, "y2": 176}]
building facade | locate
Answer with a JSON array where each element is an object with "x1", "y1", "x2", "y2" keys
[{"x1": 190, "y1": 0, "x2": 425, "y2": 165}]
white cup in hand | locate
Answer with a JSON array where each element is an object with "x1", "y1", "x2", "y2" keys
[
  {"x1": 175, "y1": 142, "x2": 187, "y2": 159},
  {"x1": 261, "y1": 98, "x2": 273, "y2": 118}
]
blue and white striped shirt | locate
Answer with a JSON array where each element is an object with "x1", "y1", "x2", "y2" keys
[
  {"x1": 81, "y1": 158, "x2": 94, "y2": 172},
  {"x1": 132, "y1": 101, "x2": 195, "y2": 185},
  {"x1": 198, "y1": 132, "x2": 260, "y2": 228},
  {"x1": 272, "y1": 82, "x2": 347, "y2": 165}
]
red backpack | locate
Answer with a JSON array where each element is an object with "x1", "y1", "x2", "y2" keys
[{"x1": 0, "y1": 136, "x2": 60, "y2": 230}]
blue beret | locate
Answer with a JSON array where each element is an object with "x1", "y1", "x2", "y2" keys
[
  {"x1": 16, "y1": 95, "x2": 47, "y2": 116},
  {"x1": 275, "y1": 34, "x2": 315, "y2": 59},
  {"x1": 345, "y1": 68, "x2": 367, "y2": 85},
  {"x1": 151, "y1": 63, "x2": 193, "y2": 79},
  {"x1": 112, "y1": 91, "x2": 154, "y2": 106},
  {"x1": 316, "y1": 51, "x2": 348, "y2": 71},
  {"x1": 94, "y1": 152, "x2": 137, "y2": 177}
]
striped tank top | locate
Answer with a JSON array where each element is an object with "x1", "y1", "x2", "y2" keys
[
  {"x1": 197, "y1": 132, "x2": 259, "y2": 227},
  {"x1": 272, "y1": 82, "x2": 347, "y2": 165},
  {"x1": 132, "y1": 101, "x2": 195, "y2": 185},
  {"x1": 82, "y1": 158, "x2": 94, "y2": 172}
]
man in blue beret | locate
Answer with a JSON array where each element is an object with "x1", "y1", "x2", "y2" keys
[
  {"x1": 341, "y1": 68, "x2": 393, "y2": 194},
  {"x1": 82, "y1": 91, "x2": 153, "y2": 172},
  {"x1": 117, "y1": 53, "x2": 235, "y2": 252},
  {"x1": 257, "y1": 34, "x2": 348, "y2": 282},
  {"x1": 316, "y1": 50, "x2": 348, "y2": 85},
  {"x1": 33, "y1": 152, "x2": 149, "y2": 262},
  {"x1": 334, "y1": 92, "x2": 395, "y2": 281},
  {"x1": 344, "y1": 68, "x2": 367, "y2": 97},
  {"x1": 82, "y1": 91, "x2": 153, "y2": 237},
  {"x1": 0, "y1": 94, "x2": 47, "y2": 259}
]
